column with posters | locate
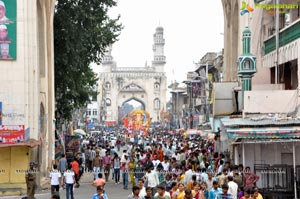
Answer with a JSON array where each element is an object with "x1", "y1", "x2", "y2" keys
[{"x1": 0, "y1": 0, "x2": 16, "y2": 60}]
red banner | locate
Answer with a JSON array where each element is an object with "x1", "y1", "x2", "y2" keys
[{"x1": 0, "y1": 125, "x2": 25, "y2": 144}]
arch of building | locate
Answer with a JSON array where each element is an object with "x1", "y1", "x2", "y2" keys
[{"x1": 98, "y1": 27, "x2": 167, "y2": 123}]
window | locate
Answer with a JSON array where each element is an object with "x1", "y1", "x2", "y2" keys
[
  {"x1": 154, "y1": 83, "x2": 160, "y2": 90},
  {"x1": 87, "y1": 109, "x2": 91, "y2": 116},
  {"x1": 106, "y1": 98, "x2": 111, "y2": 106},
  {"x1": 93, "y1": 109, "x2": 97, "y2": 116},
  {"x1": 244, "y1": 60, "x2": 250, "y2": 70},
  {"x1": 105, "y1": 82, "x2": 111, "y2": 90},
  {"x1": 154, "y1": 98, "x2": 160, "y2": 110}
]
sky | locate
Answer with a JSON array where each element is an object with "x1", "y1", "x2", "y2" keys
[{"x1": 93, "y1": 0, "x2": 224, "y2": 91}]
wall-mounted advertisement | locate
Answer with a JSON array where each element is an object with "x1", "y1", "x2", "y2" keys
[
  {"x1": 0, "y1": 102, "x2": 2, "y2": 125},
  {"x1": 0, "y1": 125, "x2": 25, "y2": 144},
  {"x1": 0, "y1": 0, "x2": 16, "y2": 60}
]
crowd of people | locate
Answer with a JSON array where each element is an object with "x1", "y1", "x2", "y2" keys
[{"x1": 50, "y1": 128, "x2": 262, "y2": 199}]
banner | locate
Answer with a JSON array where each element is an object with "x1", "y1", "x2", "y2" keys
[
  {"x1": 0, "y1": 0, "x2": 17, "y2": 60},
  {"x1": 0, "y1": 125, "x2": 25, "y2": 144},
  {"x1": 192, "y1": 80, "x2": 201, "y2": 98},
  {"x1": 0, "y1": 102, "x2": 2, "y2": 125}
]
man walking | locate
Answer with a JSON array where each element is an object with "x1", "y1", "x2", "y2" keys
[
  {"x1": 25, "y1": 162, "x2": 37, "y2": 199},
  {"x1": 121, "y1": 154, "x2": 130, "y2": 190},
  {"x1": 58, "y1": 154, "x2": 67, "y2": 174},
  {"x1": 63, "y1": 164, "x2": 76, "y2": 199},
  {"x1": 102, "y1": 150, "x2": 112, "y2": 182},
  {"x1": 50, "y1": 164, "x2": 61, "y2": 196}
]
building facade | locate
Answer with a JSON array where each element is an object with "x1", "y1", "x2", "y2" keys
[
  {"x1": 0, "y1": 0, "x2": 56, "y2": 195},
  {"x1": 98, "y1": 27, "x2": 167, "y2": 124}
]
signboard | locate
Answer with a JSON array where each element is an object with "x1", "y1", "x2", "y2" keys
[
  {"x1": 0, "y1": 0, "x2": 17, "y2": 60},
  {"x1": 0, "y1": 125, "x2": 25, "y2": 144},
  {"x1": 0, "y1": 102, "x2": 2, "y2": 125},
  {"x1": 87, "y1": 122, "x2": 94, "y2": 129},
  {"x1": 192, "y1": 80, "x2": 201, "y2": 98},
  {"x1": 228, "y1": 130, "x2": 300, "y2": 139}
]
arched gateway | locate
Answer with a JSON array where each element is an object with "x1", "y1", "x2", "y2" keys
[{"x1": 98, "y1": 27, "x2": 167, "y2": 124}]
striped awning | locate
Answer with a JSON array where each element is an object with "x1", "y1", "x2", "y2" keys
[{"x1": 227, "y1": 127, "x2": 300, "y2": 139}]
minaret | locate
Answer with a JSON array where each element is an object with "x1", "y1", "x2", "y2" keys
[
  {"x1": 238, "y1": 26, "x2": 256, "y2": 108},
  {"x1": 152, "y1": 26, "x2": 166, "y2": 72},
  {"x1": 102, "y1": 44, "x2": 116, "y2": 72}
]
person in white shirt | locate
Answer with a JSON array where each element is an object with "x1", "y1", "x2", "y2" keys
[
  {"x1": 152, "y1": 155, "x2": 161, "y2": 170},
  {"x1": 49, "y1": 164, "x2": 61, "y2": 196},
  {"x1": 138, "y1": 178, "x2": 147, "y2": 197},
  {"x1": 206, "y1": 172, "x2": 214, "y2": 191},
  {"x1": 228, "y1": 176, "x2": 238, "y2": 199},
  {"x1": 144, "y1": 167, "x2": 159, "y2": 196},
  {"x1": 154, "y1": 184, "x2": 171, "y2": 198},
  {"x1": 63, "y1": 164, "x2": 76, "y2": 199},
  {"x1": 218, "y1": 159, "x2": 224, "y2": 174},
  {"x1": 184, "y1": 165, "x2": 194, "y2": 185},
  {"x1": 161, "y1": 158, "x2": 170, "y2": 172}
]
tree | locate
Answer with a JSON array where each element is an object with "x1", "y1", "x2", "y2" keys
[{"x1": 54, "y1": 0, "x2": 122, "y2": 122}]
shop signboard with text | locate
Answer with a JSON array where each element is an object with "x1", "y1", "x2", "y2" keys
[{"x1": 0, "y1": 125, "x2": 25, "y2": 144}]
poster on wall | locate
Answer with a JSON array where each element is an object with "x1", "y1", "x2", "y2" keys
[
  {"x1": 192, "y1": 80, "x2": 201, "y2": 98},
  {"x1": 0, "y1": 0, "x2": 16, "y2": 60},
  {"x1": 0, "y1": 102, "x2": 2, "y2": 125},
  {"x1": 0, "y1": 125, "x2": 25, "y2": 144}
]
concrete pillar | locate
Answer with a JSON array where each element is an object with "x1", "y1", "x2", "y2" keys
[{"x1": 234, "y1": 145, "x2": 239, "y2": 165}]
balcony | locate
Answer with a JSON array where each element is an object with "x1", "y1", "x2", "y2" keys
[{"x1": 264, "y1": 18, "x2": 300, "y2": 55}]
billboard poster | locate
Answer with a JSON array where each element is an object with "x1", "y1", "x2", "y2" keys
[
  {"x1": 0, "y1": 102, "x2": 2, "y2": 125},
  {"x1": 0, "y1": 0, "x2": 17, "y2": 60},
  {"x1": 192, "y1": 80, "x2": 201, "y2": 98},
  {"x1": 0, "y1": 125, "x2": 25, "y2": 144}
]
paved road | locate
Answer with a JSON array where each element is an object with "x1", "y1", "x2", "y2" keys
[
  {"x1": 0, "y1": 172, "x2": 132, "y2": 199},
  {"x1": 0, "y1": 146, "x2": 132, "y2": 199}
]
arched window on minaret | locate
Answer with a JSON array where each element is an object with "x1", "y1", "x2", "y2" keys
[
  {"x1": 154, "y1": 98, "x2": 160, "y2": 110},
  {"x1": 105, "y1": 82, "x2": 111, "y2": 90}
]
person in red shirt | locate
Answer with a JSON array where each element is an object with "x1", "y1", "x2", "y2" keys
[{"x1": 71, "y1": 158, "x2": 80, "y2": 187}]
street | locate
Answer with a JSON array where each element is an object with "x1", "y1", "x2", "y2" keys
[{"x1": 0, "y1": 172, "x2": 132, "y2": 199}]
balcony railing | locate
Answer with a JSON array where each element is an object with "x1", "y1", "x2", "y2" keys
[{"x1": 264, "y1": 18, "x2": 300, "y2": 55}]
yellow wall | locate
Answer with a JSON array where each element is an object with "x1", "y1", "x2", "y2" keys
[
  {"x1": 0, "y1": 146, "x2": 29, "y2": 185},
  {"x1": 0, "y1": 147, "x2": 10, "y2": 182}
]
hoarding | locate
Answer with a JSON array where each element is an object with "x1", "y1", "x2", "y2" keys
[
  {"x1": 0, "y1": 102, "x2": 2, "y2": 125},
  {"x1": 0, "y1": 0, "x2": 17, "y2": 60},
  {"x1": 0, "y1": 125, "x2": 25, "y2": 144}
]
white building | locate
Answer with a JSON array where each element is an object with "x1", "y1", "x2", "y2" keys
[
  {"x1": 0, "y1": 0, "x2": 56, "y2": 195},
  {"x1": 98, "y1": 27, "x2": 167, "y2": 123},
  {"x1": 86, "y1": 101, "x2": 99, "y2": 123}
]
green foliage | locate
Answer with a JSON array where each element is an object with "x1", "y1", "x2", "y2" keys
[{"x1": 54, "y1": 0, "x2": 122, "y2": 121}]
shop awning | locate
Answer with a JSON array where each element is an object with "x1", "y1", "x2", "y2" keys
[
  {"x1": 231, "y1": 138, "x2": 300, "y2": 144},
  {"x1": 0, "y1": 138, "x2": 41, "y2": 148},
  {"x1": 227, "y1": 127, "x2": 300, "y2": 139}
]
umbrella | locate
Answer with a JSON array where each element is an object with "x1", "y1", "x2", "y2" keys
[{"x1": 74, "y1": 129, "x2": 86, "y2": 136}]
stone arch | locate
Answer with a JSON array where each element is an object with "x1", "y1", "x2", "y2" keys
[{"x1": 120, "y1": 97, "x2": 146, "y2": 110}]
